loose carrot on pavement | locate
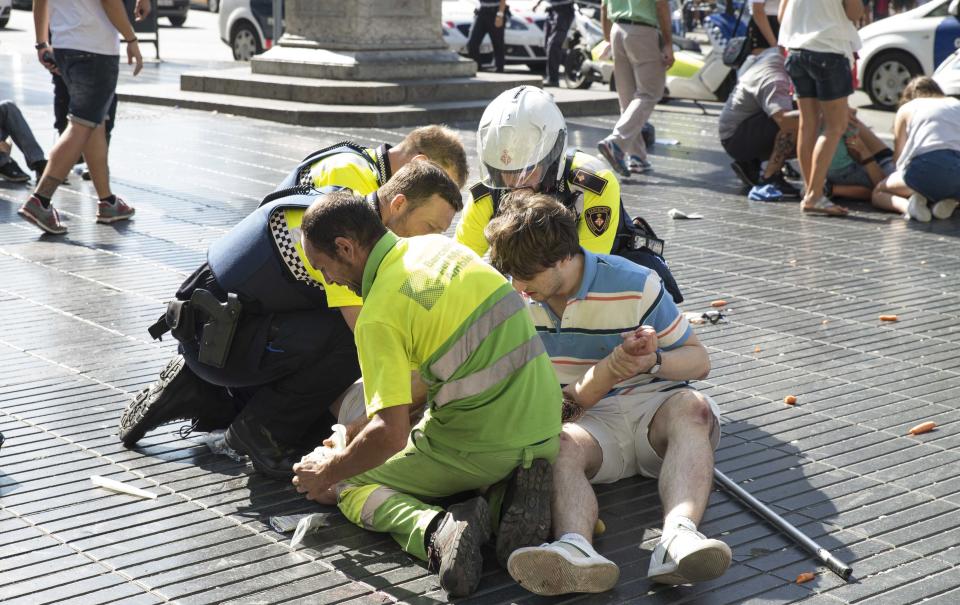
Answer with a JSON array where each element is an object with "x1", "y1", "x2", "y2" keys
[
  {"x1": 796, "y1": 572, "x2": 816, "y2": 584},
  {"x1": 879, "y1": 315, "x2": 898, "y2": 321},
  {"x1": 784, "y1": 395, "x2": 797, "y2": 405},
  {"x1": 908, "y1": 421, "x2": 936, "y2": 435},
  {"x1": 711, "y1": 300, "x2": 728, "y2": 308}
]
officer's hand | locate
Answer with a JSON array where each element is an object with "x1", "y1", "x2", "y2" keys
[
  {"x1": 128, "y1": 40, "x2": 143, "y2": 76},
  {"x1": 292, "y1": 460, "x2": 335, "y2": 502}
]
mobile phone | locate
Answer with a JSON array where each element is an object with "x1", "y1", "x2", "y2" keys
[{"x1": 41, "y1": 50, "x2": 56, "y2": 67}]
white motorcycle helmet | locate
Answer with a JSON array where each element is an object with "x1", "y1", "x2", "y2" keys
[{"x1": 477, "y1": 86, "x2": 568, "y2": 190}]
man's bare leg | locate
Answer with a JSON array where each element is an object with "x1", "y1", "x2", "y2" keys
[
  {"x1": 646, "y1": 390, "x2": 731, "y2": 584},
  {"x1": 82, "y1": 124, "x2": 112, "y2": 199},
  {"x1": 873, "y1": 171, "x2": 916, "y2": 216},
  {"x1": 762, "y1": 129, "x2": 797, "y2": 180},
  {"x1": 506, "y1": 425, "x2": 619, "y2": 596},
  {"x1": 35, "y1": 120, "x2": 95, "y2": 203}
]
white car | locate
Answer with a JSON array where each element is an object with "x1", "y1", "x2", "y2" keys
[
  {"x1": 857, "y1": 0, "x2": 960, "y2": 109},
  {"x1": 0, "y1": 0, "x2": 11, "y2": 29},
  {"x1": 442, "y1": 0, "x2": 548, "y2": 71},
  {"x1": 933, "y1": 47, "x2": 960, "y2": 96},
  {"x1": 219, "y1": 0, "x2": 278, "y2": 61}
]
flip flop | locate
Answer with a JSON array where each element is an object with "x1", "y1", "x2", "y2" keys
[{"x1": 801, "y1": 197, "x2": 848, "y2": 216}]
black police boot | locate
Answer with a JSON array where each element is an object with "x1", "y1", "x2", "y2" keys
[
  {"x1": 426, "y1": 496, "x2": 492, "y2": 598},
  {"x1": 495, "y1": 458, "x2": 553, "y2": 568},
  {"x1": 119, "y1": 355, "x2": 213, "y2": 447},
  {"x1": 224, "y1": 413, "x2": 301, "y2": 480}
]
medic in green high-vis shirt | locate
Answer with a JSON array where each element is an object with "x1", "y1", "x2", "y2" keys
[{"x1": 293, "y1": 191, "x2": 561, "y2": 598}]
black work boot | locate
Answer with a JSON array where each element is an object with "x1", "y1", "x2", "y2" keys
[
  {"x1": 495, "y1": 458, "x2": 553, "y2": 568},
  {"x1": 224, "y1": 413, "x2": 300, "y2": 480},
  {"x1": 119, "y1": 355, "x2": 212, "y2": 447},
  {"x1": 426, "y1": 496, "x2": 492, "y2": 598}
]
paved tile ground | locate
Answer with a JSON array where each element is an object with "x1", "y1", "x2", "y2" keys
[{"x1": 2, "y1": 55, "x2": 960, "y2": 604}]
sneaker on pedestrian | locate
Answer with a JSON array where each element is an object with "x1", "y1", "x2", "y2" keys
[
  {"x1": 224, "y1": 412, "x2": 301, "y2": 480},
  {"x1": 730, "y1": 160, "x2": 760, "y2": 188},
  {"x1": 628, "y1": 155, "x2": 653, "y2": 174},
  {"x1": 647, "y1": 524, "x2": 732, "y2": 585},
  {"x1": 759, "y1": 174, "x2": 801, "y2": 199},
  {"x1": 17, "y1": 195, "x2": 67, "y2": 235},
  {"x1": 906, "y1": 193, "x2": 932, "y2": 223},
  {"x1": 508, "y1": 536, "x2": 620, "y2": 595},
  {"x1": 496, "y1": 458, "x2": 552, "y2": 568},
  {"x1": 96, "y1": 196, "x2": 136, "y2": 224},
  {"x1": 29, "y1": 159, "x2": 47, "y2": 183},
  {"x1": 427, "y1": 496, "x2": 492, "y2": 598},
  {"x1": 597, "y1": 139, "x2": 631, "y2": 177},
  {"x1": 931, "y1": 198, "x2": 959, "y2": 220},
  {"x1": 119, "y1": 355, "x2": 207, "y2": 446},
  {"x1": 0, "y1": 159, "x2": 30, "y2": 183}
]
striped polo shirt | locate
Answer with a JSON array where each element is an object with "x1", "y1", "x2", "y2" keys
[{"x1": 526, "y1": 249, "x2": 690, "y2": 395}]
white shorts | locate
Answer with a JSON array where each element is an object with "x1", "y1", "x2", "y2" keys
[
  {"x1": 336, "y1": 380, "x2": 367, "y2": 426},
  {"x1": 577, "y1": 384, "x2": 721, "y2": 484}
]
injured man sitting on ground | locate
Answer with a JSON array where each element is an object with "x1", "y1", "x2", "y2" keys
[{"x1": 481, "y1": 191, "x2": 731, "y2": 596}]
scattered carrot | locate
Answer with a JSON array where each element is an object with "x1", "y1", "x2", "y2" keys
[
  {"x1": 879, "y1": 315, "x2": 898, "y2": 322},
  {"x1": 711, "y1": 300, "x2": 728, "y2": 308},
  {"x1": 594, "y1": 519, "x2": 606, "y2": 535},
  {"x1": 796, "y1": 572, "x2": 816, "y2": 584},
  {"x1": 784, "y1": 395, "x2": 797, "y2": 405},
  {"x1": 908, "y1": 421, "x2": 936, "y2": 436},
  {"x1": 754, "y1": 346, "x2": 761, "y2": 353}
]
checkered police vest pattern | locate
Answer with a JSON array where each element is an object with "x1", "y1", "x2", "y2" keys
[{"x1": 268, "y1": 208, "x2": 323, "y2": 289}]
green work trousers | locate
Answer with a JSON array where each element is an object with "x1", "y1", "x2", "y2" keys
[{"x1": 337, "y1": 428, "x2": 559, "y2": 561}]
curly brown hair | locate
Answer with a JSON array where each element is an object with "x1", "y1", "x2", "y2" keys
[
  {"x1": 484, "y1": 191, "x2": 580, "y2": 280},
  {"x1": 900, "y1": 76, "x2": 944, "y2": 107}
]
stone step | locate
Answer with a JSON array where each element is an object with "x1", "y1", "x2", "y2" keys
[
  {"x1": 117, "y1": 82, "x2": 621, "y2": 128},
  {"x1": 180, "y1": 68, "x2": 541, "y2": 105}
]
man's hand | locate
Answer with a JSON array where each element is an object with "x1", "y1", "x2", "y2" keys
[
  {"x1": 845, "y1": 133, "x2": 868, "y2": 162},
  {"x1": 37, "y1": 45, "x2": 59, "y2": 74},
  {"x1": 622, "y1": 325, "x2": 658, "y2": 356},
  {"x1": 607, "y1": 326, "x2": 658, "y2": 380},
  {"x1": 292, "y1": 458, "x2": 337, "y2": 502},
  {"x1": 127, "y1": 40, "x2": 143, "y2": 76},
  {"x1": 134, "y1": 0, "x2": 150, "y2": 21},
  {"x1": 0, "y1": 139, "x2": 11, "y2": 155},
  {"x1": 662, "y1": 44, "x2": 675, "y2": 69},
  {"x1": 495, "y1": 14, "x2": 504, "y2": 28}
]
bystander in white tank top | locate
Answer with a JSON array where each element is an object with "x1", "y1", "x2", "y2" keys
[
  {"x1": 778, "y1": 0, "x2": 861, "y2": 62},
  {"x1": 50, "y1": 0, "x2": 121, "y2": 56},
  {"x1": 896, "y1": 97, "x2": 960, "y2": 171}
]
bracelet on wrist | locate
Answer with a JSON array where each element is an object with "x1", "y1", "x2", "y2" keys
[
  {"x1": 123, "y1": 37, "x2": 139, "y2": 43},
  {"x1": 35, "y1": 41, "x2": 49, "y2": 50},
  {"x1": 859, "y1": 155, "x2": 876, "y2": 166}
]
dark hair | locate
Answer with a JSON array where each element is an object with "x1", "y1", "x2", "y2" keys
[
  {"x1": 378, "y1": 159, "x2": 463, "y2": 212},
  {"x1": 301, "y1": 190, "x2": 387, "y2": 256},
  {"x1": 396, "y1": 125, "x2": 469, "y2": 188},
  {"x1": 900, "y1": 76, "x2": 945, "y2": 106},
  {"x1": 484, "y1": 191, "x2": 580, "y2": 280}
]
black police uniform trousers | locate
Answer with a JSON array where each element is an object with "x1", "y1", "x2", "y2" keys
[
  {"x1": 467, "y1": 6, "x2": 507, "y2": 72},
  {"x1": 177, "y1": 266, "x2": 361, "y2": 450},
  {"x1": 545, "y1": 4, "x2": 575, "y2": 83}
]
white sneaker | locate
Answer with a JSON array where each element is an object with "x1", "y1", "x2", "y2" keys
[
  {"x1": 906, "y1": 193, "x2": 932, "y2": 222},
  {"x1": 508, "y1": 539, "x2": 620, "y2": 596},
  {"x1": 931, "y1": 198, "x2": 959, "y2": 220},
  {"x1": 646, "y1": 525, "x2": 732, "y2": 585}
]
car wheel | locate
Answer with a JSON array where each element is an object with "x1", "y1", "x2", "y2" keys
[
  {"x1": 865, "y1": 51, "x2": 921, "y2": 110},
  {"x1": 564, "y1": 47, "x2": 593, "y2": 89},
  {"x1": 208, "y1": 0, "x2": 219, "y2": 11},
  {"x1": 168, "y1": 15, "x2": 186, "y2": 27},
  {"x1": 231, "y1": 22, "x2": 261, "y2": 61}
]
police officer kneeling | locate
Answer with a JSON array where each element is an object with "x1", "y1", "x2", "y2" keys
[{"x1": 118, "y1": 160, "x2": 464, "y2": 480}]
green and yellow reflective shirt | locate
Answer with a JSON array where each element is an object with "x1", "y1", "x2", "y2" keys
[
  {"x1": 455, "y1": 151, "x2": 623, "y2": 258},
  {"x1": 355, "y1": 232, "x2": 562, "y2": 451}
]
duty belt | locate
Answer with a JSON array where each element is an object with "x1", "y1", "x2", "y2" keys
[
  {"x1": 625, "y1": 216, "x2": 665, "y2": 257},
  {"x1": 147, "y1": 289, "x2": 242, "y2": 369}
]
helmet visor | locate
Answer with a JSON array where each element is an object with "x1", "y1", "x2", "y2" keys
[{"x1": 478, "y1": 124, "x2": 567, "y2": 190}]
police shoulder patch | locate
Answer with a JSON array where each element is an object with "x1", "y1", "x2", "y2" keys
[
  {"x1": 469, "y1": 182, "x2": 493, "y2": 202},
  {"x1": 570, "y1": 168, "x2": 608, "y2": 196},
  {"x1": 584, "y1": 205, "x2": 612, "y2": 237}
]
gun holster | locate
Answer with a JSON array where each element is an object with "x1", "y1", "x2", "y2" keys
[
  {"x1": 147, "y1": 289, "x2": 242, "y2": 369},
  {"x1": 627, "y1": 216, "x2": 665, "y2": 257}
]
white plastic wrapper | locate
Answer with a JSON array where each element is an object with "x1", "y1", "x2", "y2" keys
[
  {"x1": 274, "y1": 513, "x2": 335, "y2": 548},
  {"x1": 192, "y1": 429, "x2": 245, "y2": 462},
  {"x1": 300, "y1": 424, "x2": 347, "y2": 465}
]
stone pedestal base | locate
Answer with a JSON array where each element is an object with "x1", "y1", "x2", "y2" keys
[{"x1": 251, "y1": 46, "x2": 477, "y2": 81}]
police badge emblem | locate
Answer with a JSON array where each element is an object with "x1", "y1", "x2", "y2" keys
[
  {"x1": 585, "y1": 205, "x2": 611, "y2": 236},
  {"x1": 500, "y1": 149, "x2": 512, "y2": 166}
]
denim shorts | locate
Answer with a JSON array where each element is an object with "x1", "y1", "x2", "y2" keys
[
  {"x1": 904, "y1": 149, "x2": 960, "y2": 202},
  {"x1": 785, "y1": 49, "x2": 853, "y2": 101},
  {"x1": 53, "y1": 48, "x2": 120, "y2": 128},
  {"x1": 827, "y1": 156, "x2": 894, "y2": 189}
]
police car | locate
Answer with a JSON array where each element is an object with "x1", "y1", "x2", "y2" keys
[
  {"x1": 857, "y1": 0, "x2": 960, "y2": 109},
  {"x1": 934, "y1": 46, "x2": 960, "y2": 96},
  {"x1": 0, "y1": 0, "x2": 10, "y2": 29},
  {"x1": 219, "y1": 0, "x2": 276, "y2": 61},
  {"x1": 442, "y1": 0, "x2": 548, "y2": 71}
]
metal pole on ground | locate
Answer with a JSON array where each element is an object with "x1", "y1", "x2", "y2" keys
[{"x1": 713, "y1": 468, "x2": 853, "y2": 581}]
